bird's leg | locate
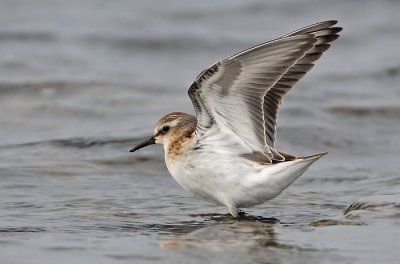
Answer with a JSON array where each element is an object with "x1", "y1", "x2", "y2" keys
[
  {"x1": 229, "y1": 207, "x2": 239, "y2": 218},
  {"x1": 229, "y1": 208, "x2": 246, "y2": 218}
]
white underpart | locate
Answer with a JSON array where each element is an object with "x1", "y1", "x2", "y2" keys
[{"x1": 165, "y1": 141, "x2": 322, "y2": 213}]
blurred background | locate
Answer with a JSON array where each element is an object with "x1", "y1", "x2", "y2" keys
[{"x1": 0, "y1": 1, "x2": 399, "y2": 263}]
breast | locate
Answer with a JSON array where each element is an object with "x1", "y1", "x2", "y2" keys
[
  {"x1": 166, "y1": 131, "x2": 197, "y2": 158},
  {"x1": 165, "y1": 151, "x2": 225, "y2": 205},
  {"x1": 165, "y1": 150, "x2": 197, "y2": 186}
]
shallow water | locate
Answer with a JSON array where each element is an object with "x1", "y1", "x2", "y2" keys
[{"x1": 1, "y1": 0, "x2": 400, "y2": 263}]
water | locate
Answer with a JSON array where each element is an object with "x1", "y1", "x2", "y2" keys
[{"x1": 1, "y1": 0, "x2": 400, "y2": 263}]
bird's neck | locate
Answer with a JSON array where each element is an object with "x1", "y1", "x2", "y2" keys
[
  {"x1": 165, "y1": 118, "x2": 197, "y2": 158},
  {"x1": 166, "y1": 131, "x2": 196, "y2": 158}
]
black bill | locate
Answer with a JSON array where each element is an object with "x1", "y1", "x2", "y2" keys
[{"x1": 129, "y1": 136, "x2": 156, "y2": 152}]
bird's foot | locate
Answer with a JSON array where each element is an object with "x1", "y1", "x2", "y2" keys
[{"x1": 229, "y1": 207, "x2": 246, "y2": 218}]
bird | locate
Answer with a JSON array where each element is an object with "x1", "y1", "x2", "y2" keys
[{"x1": 130, "y1": 20, "x2": 342, "y2": 217}]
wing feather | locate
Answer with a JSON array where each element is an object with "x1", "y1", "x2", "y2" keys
[
  {"x1": 188, "y1": 20, "x2": 342, "y2": 162},
  {"x1": 263, "y1": 20, "x2": 342, "y2": 147}
]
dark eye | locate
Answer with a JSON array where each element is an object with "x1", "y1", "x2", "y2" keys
[{"x1": 161, "y1": 125, "x2": 170, "y2": 133}]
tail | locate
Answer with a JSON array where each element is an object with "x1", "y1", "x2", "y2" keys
[
  {"x1": 291, "y1": 152, "x2": 327, "y2": 176},
  {"x1": 268, "y1": 152, "x2": 327, "y2": 194},
  {"x1": 300, "y1": 152, "x2": 328, "y2": 161}
]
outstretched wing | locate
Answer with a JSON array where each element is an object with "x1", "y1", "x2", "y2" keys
[
  {"x1": 263, "y1": 20, "x2": 342, "y2": 147},
  {"x1": 188, "y1": 21, "x2": 341, "y2": 162}
]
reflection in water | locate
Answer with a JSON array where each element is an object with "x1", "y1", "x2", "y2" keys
[{"x1": 160, "y1": 215, "x2": 289, "y2": 251}]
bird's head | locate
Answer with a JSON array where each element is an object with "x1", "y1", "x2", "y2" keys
[{"x1": 130, "y1": 112, "x2": 196, "y2": 153}]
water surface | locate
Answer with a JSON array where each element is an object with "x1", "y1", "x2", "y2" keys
[{"x1": 1, "y1": 0, "x2": 399, "y2": 263}]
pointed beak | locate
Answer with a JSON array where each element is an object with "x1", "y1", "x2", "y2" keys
[{"x1": 129, "y1": 136, "x2": 156, "y2": 152}]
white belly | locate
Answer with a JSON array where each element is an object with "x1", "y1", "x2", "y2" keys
[{"x1": 165, "y1": 151, "x2": 317, "y2": 209}]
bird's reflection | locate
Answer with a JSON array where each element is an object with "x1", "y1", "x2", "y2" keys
[{"x1": 159, "y1": 213, "x2": 292, "y2": 251}]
